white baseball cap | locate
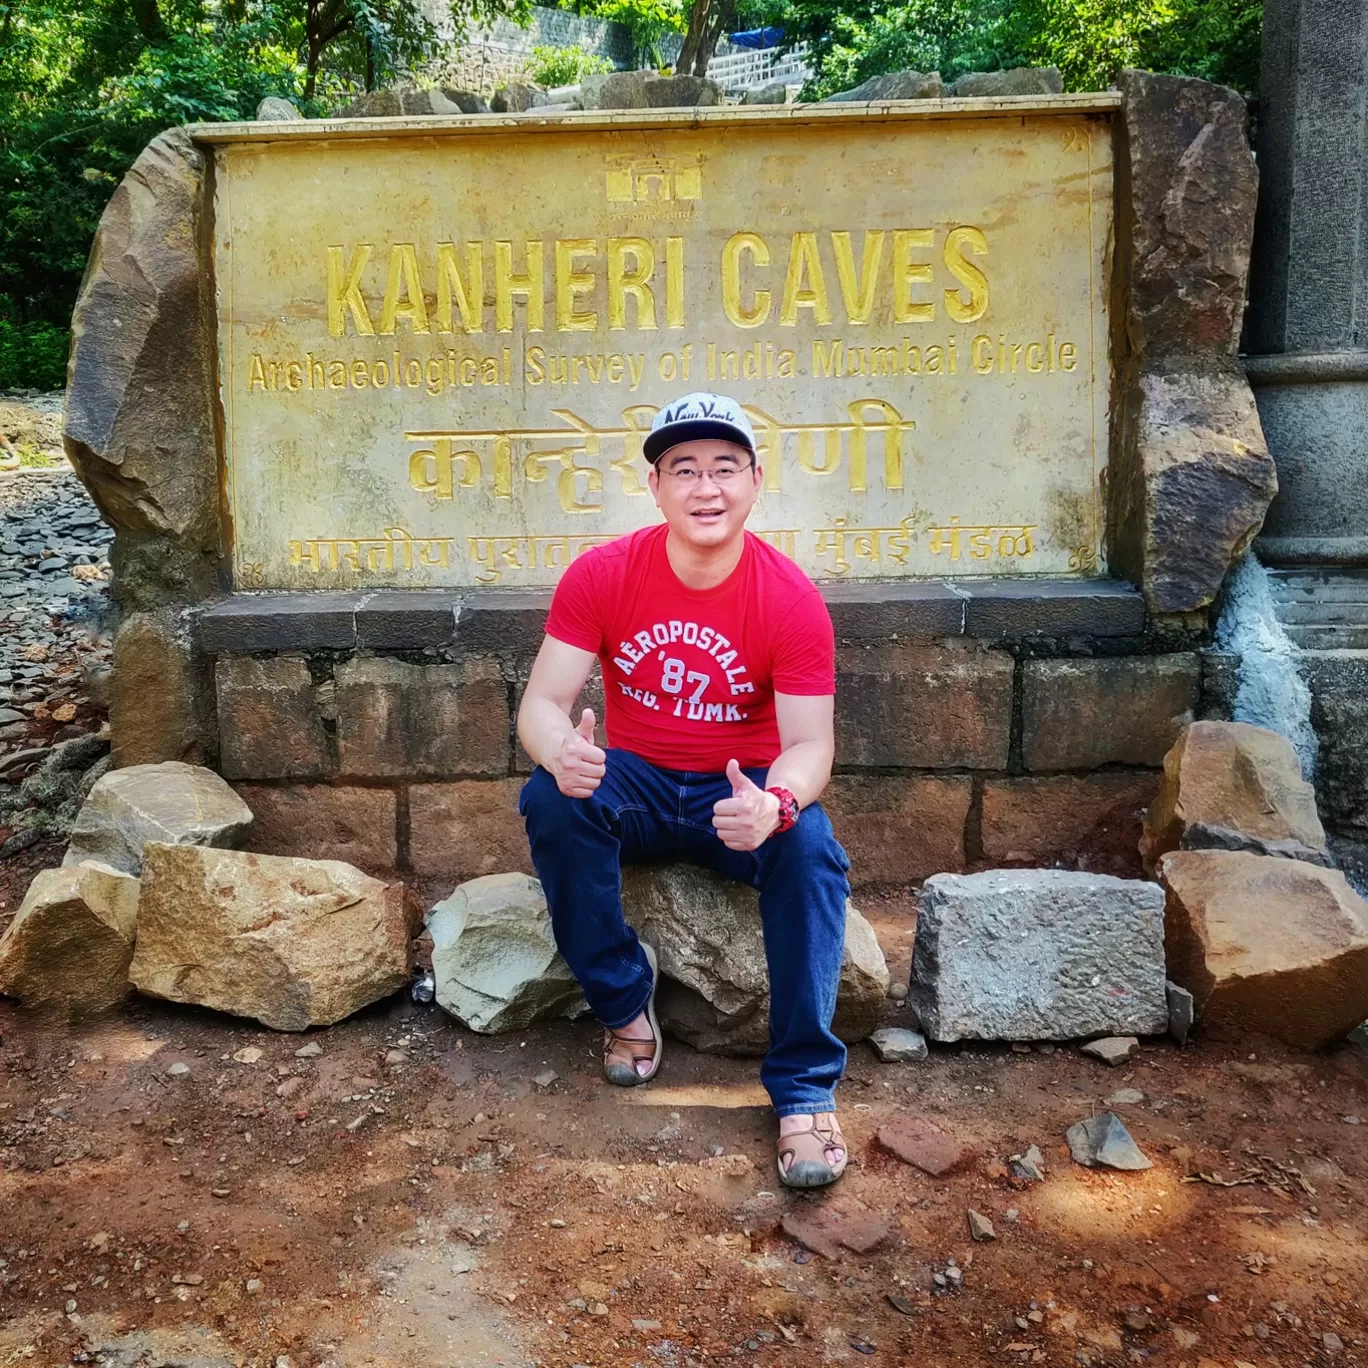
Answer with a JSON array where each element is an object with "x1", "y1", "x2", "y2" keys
[{"x1": 644, "y1": 392, "x2": 757, "y2": 464}]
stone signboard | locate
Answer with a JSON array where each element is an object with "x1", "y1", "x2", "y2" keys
[{"x1": 206, "y1": 103, "x2": 1114, "y2": 589}]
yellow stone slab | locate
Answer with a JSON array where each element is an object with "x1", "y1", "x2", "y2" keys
[{"x1": 203, "y1": 101, "x2": 1114, "y2": 588}]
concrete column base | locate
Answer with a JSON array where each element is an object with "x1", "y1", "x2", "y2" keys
[{"x1": 1247, "y1": 352, "x2": 1368, "y2": 565}]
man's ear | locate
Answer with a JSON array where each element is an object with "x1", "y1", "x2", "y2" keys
[{"x1": 647, "y1": 461, "x2": 661, "y2": 506}]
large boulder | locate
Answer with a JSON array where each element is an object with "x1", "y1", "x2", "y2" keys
[
  {"x1": 63, "y1": 761, "x2": 253, "y2": 876},
  {"x1": 427, "y1": 873, "x2": 588, "y2": 1033},
  {"x1": 909, "y1": 870, "x2": 1168, "y2": 1042},
  {"x1": 741, "y1": 82, "x2": 789, "y2": 106},
  {"x1": 255, "y1": 96, "x2": 301, "y2": 121},
  {"x1": 1106, "y1": 70, "x2": 1276, "y2": 614},
  {"x1": 643, "y1": 74, "x2": 722, "y2": 108},
  {"x1": 582, "y1": 70, "x2": 651, "y2": 110},
  {"x1": 439, "y1": 87, "x2": 489, "y2": 114},
  {"x1": 0, "y1": 863, "x2": 140, "y2": 1015},
  {"x1": 63, "y1": 128, "x2": 220, "y2": 614},
  {"x1": 621, "y1": 864, "x2": 888, "y2": 1056},
  {"x1": 1141, "y1": 721, "x2": 1328, "y2": 871},
  {"x1": 491, "y1": 83, "x2": 538, "y2": 113},
  {"x1": 129, "y1": 844, "x2": 407, "y2": 1030},
  {"x1": 339, "y1": 87, "x2": 487, "y2": 117},
  {"x1": 1159, "y1": 850, "x2": 1368, "y2": 1050},
  {"x1": 823, "y1": 71, "x2": 944, "y2": 102},
  {"x1": 951, "y1": 67, "x2": 1062, "y2": 97}
]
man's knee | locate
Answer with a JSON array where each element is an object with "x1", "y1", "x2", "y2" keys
[
  {"x1": 772, "y1": 802, "x2": 849, "y2": 874},
  {"x1": 519, "y1": 766, "x2": 572, "y2": 831}
]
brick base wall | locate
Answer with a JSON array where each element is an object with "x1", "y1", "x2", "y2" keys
[{"x1": 180, "y1": 579, "x2": 1214, "y2": 890}]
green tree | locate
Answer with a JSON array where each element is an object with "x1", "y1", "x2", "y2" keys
[
  {"x1": 750, "y1": 0, "x2": 1261, "y2": 99},
  {"x1": 0, "y1": 0, "x2": 528, "y2": 387}
]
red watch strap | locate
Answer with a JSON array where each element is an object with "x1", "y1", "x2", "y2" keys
[{"x1": 767, "y1": 786, "x2": 799, "y2": 833}]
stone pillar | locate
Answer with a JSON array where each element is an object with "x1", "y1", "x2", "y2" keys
[{"x1": 1245, "y1": 0, "x2": 1368, "y2": 563}]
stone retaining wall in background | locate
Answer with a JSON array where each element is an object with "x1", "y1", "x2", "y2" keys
[
  {"x1": 125, "y1": 580, "x2": 1225, "y2": 888},
  {"x1": 423, "y1": 4, "x2": 638, "y2": 95}
]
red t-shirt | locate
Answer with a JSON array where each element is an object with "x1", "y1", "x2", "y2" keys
[{"x1": 545, "y1": 523, "x2": 835, "y2": 772}]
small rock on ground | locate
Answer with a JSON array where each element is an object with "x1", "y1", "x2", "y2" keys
[
  {"x1": 967, "y1": 1210, "x2": 995, "y2": 1241},
  {"x1": 1107, "y1": 1088, "x2": 1146, "y2": 1105},
  {"x1": 1066, "y1": 1112, "x2": 1152, "y2": 1171},
  {"x1": 1081, "y1": 1036, "x2": 1140, "y2": 1066},
  {"x1": 1008, "y1": 1144, "x2": 1045, "y2": 1182},
  {"x1": 869, "y1": 1027, "x2": 928, "y2": 1062},
  {"x1": 876, "y1": 1116, "x2": 975, "y2": 1176},
  {"x1": 1167, "y1": 980, "x2": 1195, "y2": 1045}
]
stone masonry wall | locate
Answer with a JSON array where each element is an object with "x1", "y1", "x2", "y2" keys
[
  {"x1": 167, "y1": 582, "x2": 1216, "y2": 889},
  {"x1": 426, "y1": 5, "x2": 638, "y2": 94}
]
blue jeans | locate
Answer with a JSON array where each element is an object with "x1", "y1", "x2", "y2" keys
[{"x1": 518, "y1": 749, "x2": 851, "y2": 1115}]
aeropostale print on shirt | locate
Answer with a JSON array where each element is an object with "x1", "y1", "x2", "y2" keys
[{"x1": 544, "y1": 523, "x2": 835, "y2": 772}]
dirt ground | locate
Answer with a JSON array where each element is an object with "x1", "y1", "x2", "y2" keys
[{"x1": 1, "y1": 848, "x2": 1365, "y2": 1368}]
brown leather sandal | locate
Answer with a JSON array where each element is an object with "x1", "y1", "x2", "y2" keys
[
  {"x1": 602, "y1": 942, "x2": 662, "y2": 1087},
  {"x1": 777, "y1": 1115, "x2": 848, "y2": 1188}
]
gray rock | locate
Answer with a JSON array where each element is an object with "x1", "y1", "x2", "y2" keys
[
  {"x1": 622, "y1": 864, "x2": 888, "y2": 1056},
  {"x1": 967, "y1": 1210, "x2": 996, "y2": 1241},
  {"x1": 1066, "y1": 1112, "x2": 1152, "y2": 1170},
  {"x1": 63, "y1": 761, "x2": 253, "y2": 875},
  {"x1": 869, "y1": 1027, "x2": 928, "y2": 1062},
  {"x1": 255, "y1": 96, "x2": 301, "y2": 121},
  {"x1": 1351, "y1": 1020, "x2": 1368, "y2": 1047},
  {"x1": 1107, "y1": 1088, "x2": 1146, "y2": 1105},
  {"x1": 741, "y1": 82, "x2": 789, "y2": 105},
  {"x1": 427, "y1": 873, "x2": 589, "y2": 1033},
  {"x1": 823, "y1": 70, "x2": 944, "y2": 102},
  {"x1": 951, "y1": 67, "x2": 1062, "y2": 97},
  {"x1": 1107, "y1": 71, "x2": 1274, "y2": 615},
  {"x1": 1166, "y1": 980, "x2": 1195, "y2": 1046},
  {"x1": 1009, "y1": 1145, "x2": 1045, "y2": 1182},
  {"x1": 535, "y1": 84, "x2": 583, "y2": 108},
  {"x1": 908, "y1": 870, "x2": 1168, "y2": 1042},
  {"x1": 1080, "y1": 1036, "x2": 1140, "y2": 1066},
  {"x1": 64, "y1": 129, "x2": 221, "y2": 612},
  {"x1": 643, "y1": 74, "x2": 723, "y2": 107},
  {"x1": 582, "y1": 70, "x2": 650, "y2": 110},
  {"x1": 439, "y1": 87, "x2": 490, "y2": 113},
  {"x1": 491, "y1": 83, "x2": 538, "y2": 113}
]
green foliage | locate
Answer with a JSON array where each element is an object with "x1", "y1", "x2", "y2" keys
[
  {"x1": 1012, "y1": 0, "x2": 1261, "y2": 93},
  {"x1": 548, "y1": 0, "x2": 686, "y2": 65},
  {"x1": 0, "y1": 316, "x2": 69, "y2": 391},
  {"x1": 524, "y1": 42, "x2": 615, "y2": 85},
  {"x1": 0, "y1": 0, "x2": 529, "y2": 389},
  {"x1": 754, "y1": 0, "x2": 1261, "y2": 100}
]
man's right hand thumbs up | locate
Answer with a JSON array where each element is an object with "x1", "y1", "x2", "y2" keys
[{"x1": 553, "y1": 707, "x2": 607, "y2": 798}]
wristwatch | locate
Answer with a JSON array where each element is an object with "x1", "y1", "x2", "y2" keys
[{"x1": 766, "y1": 786, "x2": 799, "y2": 835}]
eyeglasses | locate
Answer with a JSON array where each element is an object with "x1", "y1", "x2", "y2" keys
[{"x1": 661, "y1": 462, "x2": 755, "y2": 485}]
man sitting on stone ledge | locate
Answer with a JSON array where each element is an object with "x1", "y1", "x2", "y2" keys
[{"x1": 516, "y1": 392, "x2": 852, "y2": 1188}]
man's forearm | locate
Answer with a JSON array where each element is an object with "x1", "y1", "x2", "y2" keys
[
  {"x1": 763, "y1": 740, "x2": 833, "y2": 810},
  {"x1": 517, "y1": 695, "x2": 576, "y2": 772}
]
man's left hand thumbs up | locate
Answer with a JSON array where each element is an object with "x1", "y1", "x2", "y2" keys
[{"x1": 713, "y1": 758, "x2": 780, "y2": 851}]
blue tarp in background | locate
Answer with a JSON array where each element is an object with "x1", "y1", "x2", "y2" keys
[{"x1": 727, "y1": 27, "x2": 784, "y2": 49}]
